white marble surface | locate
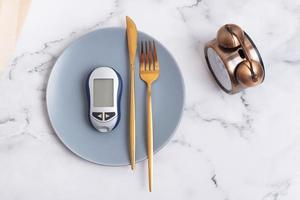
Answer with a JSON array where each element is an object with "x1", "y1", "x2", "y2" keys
[{"x1": 1, "y1": 0, "x2": 300, "y2": 199}]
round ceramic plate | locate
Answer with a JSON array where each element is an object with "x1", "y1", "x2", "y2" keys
[{"x1": 46, "y1": 28, "x2": 185, "y2": 166}]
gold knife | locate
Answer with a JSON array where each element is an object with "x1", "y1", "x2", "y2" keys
[{"x1": 126, "y1": 16, "x2": 137, "y2": 170}]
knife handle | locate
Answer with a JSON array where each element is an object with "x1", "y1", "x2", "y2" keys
[{"x1": 130, "y1": 65, "x2": 136, "y2": 170}]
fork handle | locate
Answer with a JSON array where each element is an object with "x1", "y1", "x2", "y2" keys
[
  {"x1": 130, "y1": 66, "x2": 136, "y2": 170},
  {"x1": 146, "y1": 84, "x2": 153, "y2": 192}
]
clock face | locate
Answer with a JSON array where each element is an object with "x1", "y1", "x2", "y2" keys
[{"x1": 206, "y1": 48, "x2": 232, "y2": 91}]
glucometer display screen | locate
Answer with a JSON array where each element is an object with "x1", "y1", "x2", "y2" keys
[{"x1": 93, "y1": 79, "x2": 114, "y2": 107}]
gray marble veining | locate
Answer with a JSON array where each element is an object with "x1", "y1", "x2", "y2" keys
[{"x1": 1, "y1": 0, "x2": 300, "y2": 199}]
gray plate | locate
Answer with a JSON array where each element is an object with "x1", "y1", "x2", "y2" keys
[{"x1": 46, "y1": 28, "x2": 185, "y2": 166}]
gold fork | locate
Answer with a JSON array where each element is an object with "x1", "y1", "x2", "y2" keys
[{"x1": 139, "y1": 40, "x2": 160, "y2": 192}]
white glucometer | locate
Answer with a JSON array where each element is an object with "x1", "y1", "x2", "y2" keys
[{"x1": 87, "y1": 67, "x2": 122, "y2": 133}]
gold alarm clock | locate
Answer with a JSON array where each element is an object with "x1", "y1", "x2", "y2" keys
[{"x1": 204, "y1": 24, "x2": 265, "y2": 94}]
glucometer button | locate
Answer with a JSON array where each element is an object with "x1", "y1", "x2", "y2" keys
[
  {"x1": 104, "y1": 112, "x2": 116, "y2": 121},
  {"x1": 92, "y1": 112, "x2": 103, "y2": 121}
]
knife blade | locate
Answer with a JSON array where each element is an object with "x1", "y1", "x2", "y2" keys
[{"x1": 126, "y1": 16, "x2": 137, "y2": 170}]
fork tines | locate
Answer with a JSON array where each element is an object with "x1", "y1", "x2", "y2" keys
[{"x1": 140, "y1": 40, "x2": 159, "y2": 72}]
